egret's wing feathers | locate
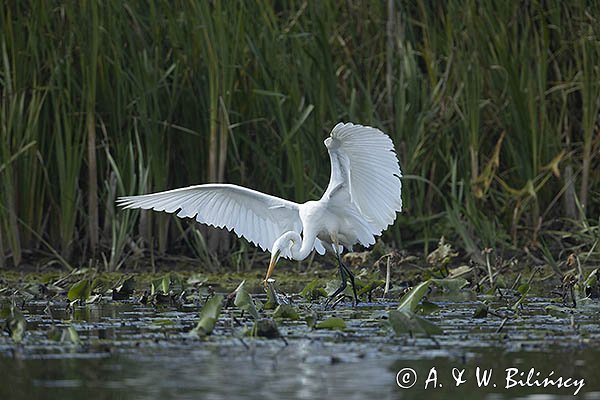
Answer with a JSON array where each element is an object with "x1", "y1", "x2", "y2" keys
[
  {"x1": 323, "y1": 122, "x2": 402, "y2": 235},
  {"x1": 117, "y1": 184, "x2": 301, "y2": 252}
]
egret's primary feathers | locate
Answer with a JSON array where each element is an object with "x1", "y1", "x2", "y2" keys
[{"x1": 118, "y1": 122, "x2": 402, "y2": 289}]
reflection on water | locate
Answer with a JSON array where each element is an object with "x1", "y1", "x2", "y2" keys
[{"x1": 1, "y1": 299, "x2": 599, "y2": 400}]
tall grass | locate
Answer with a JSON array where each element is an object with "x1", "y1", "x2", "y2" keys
[{"x1": 0, "y1": 1, "x2": 598, "y2": 269}]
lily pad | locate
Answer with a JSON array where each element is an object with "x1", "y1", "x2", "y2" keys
[
  {"x1": 252, "y1": 318, "x2": 281, "y2": 339},
  {"x1": 191, "y1": 294, "x2": 224, "y2": 337},
  {"x1": 473, "y1": 303, "x2": 489, "y2": 318},
  {"x1": 264, "y1": 280, "x2": 289, "y2": 309},
  {"x1": 389, "y1": 310, "x2": 442, "y2": 335},
  {"x1": 431, "y1": 277, "x2": 469, "y2": 292},
  {"x1": 300, "y1": 279, "x2": 327, "y2": 301},
  {"x1": 234, "y1": 281, "x2": 259, "y2": 319},
  {"x1": 112, "y1": 276, "x2": 135, "y2": 300},
  {"x1": 417, "y1": 300, "x2": 440, "y2": 314},
  {"x1": 1, "y1": 305, "x2": 26, "y2": 343},
  {"x1": 67, "y1": 279, "x2": 92, "y2": 302},
  {"x1": 315, "y1": 317, "x2": 346, "y2": 330},
  {"x1": 273, "y1": 304, "x2": 299, "y2": 320},
  {"x1": 151, "y1": 274, "x2": 171, "y2": 296},
  {"x1": 63, "y1": 326, "x2": 81, "y2": 345},
  {"x1": 545, "y1": 305, "x2": 572, "y2": 317},
  {"x1": 397, "y1": 280, "x2": 431, "y2": 313}
]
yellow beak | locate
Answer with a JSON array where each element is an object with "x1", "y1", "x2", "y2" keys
[{"x1": 264, "y1": 248, "x2": 281, "y2": 284}]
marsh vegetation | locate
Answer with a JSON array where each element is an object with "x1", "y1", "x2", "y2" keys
[{"x1": 1, "y1": 2, "x2": 599, "y2": 399}]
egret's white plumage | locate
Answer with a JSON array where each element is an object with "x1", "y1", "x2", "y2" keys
[{"x1": 117, "y1": 122, "x2": 402, "y2": 283}]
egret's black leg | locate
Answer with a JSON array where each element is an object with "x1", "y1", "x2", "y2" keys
[
  {"x1": 325, "y1": 253, "x2": 359, "y2": 307},
  {"x1": 325, "y1": 267, "x2": 347, "y2": 308},
  {"x1": 340, "y1": 260, "x2": 359, "y2": 305}
]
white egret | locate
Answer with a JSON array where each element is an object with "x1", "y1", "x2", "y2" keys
[{"x1": 117, "y1": 122, "x2": 402, "y2": 304}]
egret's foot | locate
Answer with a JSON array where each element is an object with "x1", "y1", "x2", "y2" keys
[
  {"x1": 342, "y1": 263, "x2": 359, "y2": 306},
  {"x1": 324, "y1": 279, "x2": 347, "y2": 309},
  {"x1": 324, "y1": 258, "x2": 359, "y2": 308}
]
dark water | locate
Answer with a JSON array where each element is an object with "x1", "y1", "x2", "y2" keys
[{"x1": 1, "y1": 297, "x2": 599, "y2": 400}]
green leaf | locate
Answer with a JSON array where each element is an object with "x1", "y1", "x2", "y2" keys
[
  {"x1": 191, "y1": 294, "x2": 223, "y2": 337},
  {"x1": 305, "y1": 310, "x2": 318, "y2": 329},
  {"x1": 151, "y1": 274, "x2": 170, "y2": 295},
  {"x1": 112, "y1": 276, "x2": 135, "y2": 300},
  {"x1": 264, "y1": 280, "x2": 283, "y2": 310},
  {"x1": 397, "y1": 280, "x2": 431, "y2": 313},
  {"x1": 315, "y1": 317, "x2": 346, "y2": 330},
  {"x1": 357, "y1": 279, "x2": 385, "y2": 296},
  {"x1": 234, "y1": 281, "x2": 259, "y2": 319},
  {"x1": 517, "y1": 283, "x2": 530, "y2": 295},
  {"x1": 63, "y1": 326, "x2": 81, "y2": 345},
  {"x1": 389, "y1": 310, "x2": 442, "y2": 335},
  {"x1": 417, "y1": 300, "x2": 440, "y2": 314},
  {"x1": 67, "y1": 279, "x2": 91, "y2": 302},
  {"x1": 583, "y1": 268, "x2": 598, "y2": 288},
  {"x1": 473, "y1": 303, "x2": 489, "y2": 318},
  {"x1": 299, "y1": 279, "x2": 327, "y2": 301},
  {"x1": 153, "y1": 319, "x2": 176, "y2": 326},
  {"x1": 47, "y1": 326, "x2": 62, "y2": 341},
  {"x1": 545, "y1": 305, "x2": 572, "y2": 318},
  {"x1": 575, "y1": 268, "x2": 598, "y2": 299},
  {"x1": 512, "y1": 283, "x2": 530, "y2": 310},
  {"x1": 2, "y1": 305, "x2": 26, "y2": 343},
  {"x1": 430, "y1": 278, "x2": 469, "y2": 292},
  {"x1": 273, "y1": 304, "x2": 299, "y2": 320},
  {"x1": 252, "y1": 318, "x2": 281, "y2": 339}
]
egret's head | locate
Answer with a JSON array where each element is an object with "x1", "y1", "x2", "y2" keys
[{"x1": 264, "y1": 232, "x2": 299, "y2": 283}]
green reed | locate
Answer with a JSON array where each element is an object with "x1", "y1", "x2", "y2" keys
[{"x1": 0, "y1": 1, "x2": 598, "y2": 269}]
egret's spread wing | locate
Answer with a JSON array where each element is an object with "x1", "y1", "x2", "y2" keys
[
  {"x1": 117, "y1": 184, "x2": 301, "y2": 252},
  {"x1": 323, "y1": 122, "x2": 402, "y2": 234}
]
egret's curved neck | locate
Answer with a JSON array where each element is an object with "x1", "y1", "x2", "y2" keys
[{"x1": 283, "y1": 231, "x2": 316, "y2": 261}]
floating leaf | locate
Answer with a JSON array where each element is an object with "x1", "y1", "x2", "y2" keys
[
  {"x1": 191, "y1": 294, "x2": 223, "y2": 337},
  {"x1": 1, "y1": 305, "x2": 26, "y2": 343},
  {"x1": 91, "y1": 278, "x2": 108, "y2": 294},
  {"x1": 389, "y1": 310, "x2": 442, "y2": 335},
  {"x1": 112, "y1": 276, "x2": 135, "y2": 300},
  {"x1": 517, "y1": 283, "x2": 530, "y2": 295},
  {"x1": 273, "y1": 304, "x2": 299, "y2": 320},
  {"x1": 153, "y1": 319, "x2": 176, "y2": 326},
  {"x1": 397, "y1": 280, "x2": 431, "y2": 313},
  {"x1": 473, "y1": 303, "x2": 488, "y2": 318},
  {"x1": 62, "y1": 326, "x2": 81, "y2": 345},
  {"x1": 151, "y1": 274, "x2": 170, "y2": 296},
  {"x1": 305, "y1": 310, "x2": 318, "y2": 329},
  {"x1": 545, "y1": 305, "x2": 572, "y2": 318},
  {"x1": 315, "y1": 317, "x2": 346, "y2": 330},
  {"x1": 234, "y1": 281, "x2": 259, "y2": 319},
  {"x1": 431, "y1": 278, "x2": 469, "y2": 292},
  {"x1": 67, "y1": 279, "x2": 91, "y2": 302},
  {"x1": 264, "y1": 280, "x2": 289, "y2": 309},
  {"x1": 252, "y1": 318, "x2": 281, "y2": 339},
  {"x1": 417, "y1": 300, "x2": 440, "y2": 315},
  {"x1": 47, "y1": 326, "x2": 62, "y2": 341},
  {"x1": 300, "y1": 279, "x2": 327, "y2": 301},
  {"x1": 357, "y1": 279, "x2": 385, "y2": 296}
]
